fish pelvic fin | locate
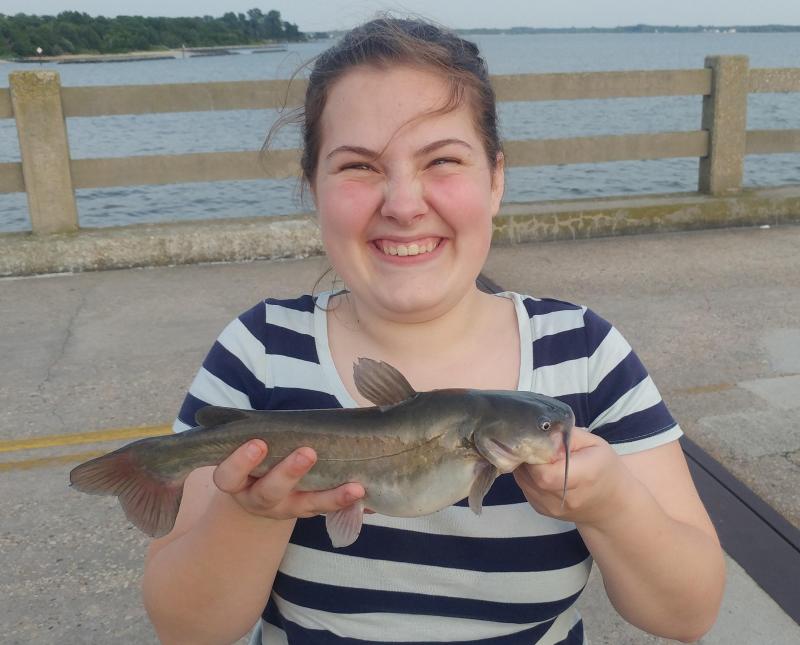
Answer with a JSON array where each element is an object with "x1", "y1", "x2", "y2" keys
[
  {"x1": 469, "y1": 461, "x2": 498, "y2": 515},
  {"x1": 353, "y1": 358, "x2": 417, "y2": 407},
  {"x1": 325, "y1": 500, "x2": 365, "y2": 548},
  {"x1": 69, "y1": 447, "x2": 184, "y2": 538}
]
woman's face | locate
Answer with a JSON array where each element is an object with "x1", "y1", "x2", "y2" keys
[{"x1": 312, "y1": 64, "x2": 504, "y2": 322}]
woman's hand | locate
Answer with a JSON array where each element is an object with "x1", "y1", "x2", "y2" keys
[
  {"x1": 513, "y1": 427, "x2": 634, "y2": 526},
  {"x1": 212, "y1": 440, "x2": 366, "y2": 521}
]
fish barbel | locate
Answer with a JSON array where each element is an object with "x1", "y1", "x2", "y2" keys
[{"x1": 70, "y1": 358, "x2": 574, "y2": 548}]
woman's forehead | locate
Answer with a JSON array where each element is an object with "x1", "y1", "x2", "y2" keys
[{"x1": 319, "y1": 65, "x2": 478, "y2": 151}]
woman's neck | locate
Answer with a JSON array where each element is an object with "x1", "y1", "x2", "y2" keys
[
  {"x1": 328, "y1": 287, "x2": 492, "y2": 360},
  {"x1": 326, "y1": 286, "x2": 520, "y2": 403}
]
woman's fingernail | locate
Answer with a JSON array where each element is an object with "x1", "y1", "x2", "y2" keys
[
  {"x1": 295, "y1": 451, "x2": 313, "y2": 468},
  {"x1": 246, "y1": 443, "x2": 262, "y2": 459}
]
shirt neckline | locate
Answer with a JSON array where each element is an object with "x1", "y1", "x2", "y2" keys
[{"x1": 313, "y1": 290, "x2": 533, "y2": 409}]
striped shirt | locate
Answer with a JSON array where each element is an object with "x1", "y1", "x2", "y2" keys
[{"x1": 174, "y1": 291, "x2": 682, "y2": 644}]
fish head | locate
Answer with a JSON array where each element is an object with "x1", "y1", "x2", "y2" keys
[{"x1": 472, "y1": 391, "x2": 574, "y2": 474}]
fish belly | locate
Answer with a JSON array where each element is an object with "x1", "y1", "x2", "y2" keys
[{"x1": 301, "y1": 454, "x2": 482, "y2": 518}]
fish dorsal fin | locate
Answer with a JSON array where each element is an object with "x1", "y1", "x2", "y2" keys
[
  {"x1": 353, "y1": 358, "x2": 417, "y2": 407},
  {"x1": 195, "y1": 406, "x2": 251, "y2": 428}
]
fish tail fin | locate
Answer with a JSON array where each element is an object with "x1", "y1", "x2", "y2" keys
[
  {"x1": 560, "y1": 426, "x2": 571, "y2": 510},
  {"x1": 70, "y1": 446, "x2": 184, "y2": 538}
]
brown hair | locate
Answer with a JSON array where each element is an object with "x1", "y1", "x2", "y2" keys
[{"x1": 265, "y1": 16, "x2": 502, "y2": 189}]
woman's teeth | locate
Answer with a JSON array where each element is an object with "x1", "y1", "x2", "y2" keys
[{"x1": 381, "y1": 240, "x2": 439, "y2": 256}]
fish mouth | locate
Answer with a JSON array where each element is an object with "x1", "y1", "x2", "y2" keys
[{"x1": 481, "y1": 438, "x2": 523, "y2": 473}]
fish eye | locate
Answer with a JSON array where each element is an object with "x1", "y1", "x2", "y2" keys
[{"x1": 539, "y1": 418, "x2": 552, "y2": 432}]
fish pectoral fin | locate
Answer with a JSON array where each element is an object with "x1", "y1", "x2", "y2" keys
[
  {"x1": 469, "y1": 461, "x2": 498, "y2": 515},
  {"x1": 195, "y1": 405, "x2": 251, "y2": 428},
  {"x1": 353, "y1": 358, "x2": 417, "y2": 407},
  {"x1": 325, "y1": 500, "x2": 366, "y2": 548}
]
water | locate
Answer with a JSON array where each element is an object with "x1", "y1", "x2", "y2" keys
[{"x1": 1, "y1": 33, "x2": 799, "y2": 233}]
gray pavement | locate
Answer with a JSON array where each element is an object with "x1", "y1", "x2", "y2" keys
[{"x1": 1, "y1": 225, "x2": 799, "y2": 644}]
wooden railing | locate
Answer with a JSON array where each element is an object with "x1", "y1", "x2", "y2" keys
[{"x1": 2, "y1": 56, "x2": 800, "y2": 234}]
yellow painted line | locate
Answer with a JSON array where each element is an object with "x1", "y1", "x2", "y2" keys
[
  {"x1": 0, "y1": 449, "x2": 107, "y2": 473},
  {"x1": 0, "y1": 425, "x2": 172, "y2": 454}
]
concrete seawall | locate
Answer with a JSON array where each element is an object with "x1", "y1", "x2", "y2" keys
[{"x1": 2, "y1": 186, "x2": 799, "y2": 277}]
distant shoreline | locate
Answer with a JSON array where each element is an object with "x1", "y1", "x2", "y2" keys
[
  {"x1": 0, "y1": 44, "x2": 289, "y2": 65},
  {"x1": 455, "y1": 24, "x2": 800, "y2": 35},
  {"x1": 2, "y1": 25, "x2": 799, "y2": 64}
]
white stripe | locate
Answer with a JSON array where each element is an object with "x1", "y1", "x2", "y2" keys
[
  {"x1": 272, "y1": 592, "x2": 562, "y2": 643},
  {"x1": 588, "y1": 326, "x2": 631, "y2": 392},
  {"x1": 265, "y1": 302, "x2": 315, "y2": 335},
  {"x1": 531, "y1": 308, "x2": 586, "y2": 340},
  {"x1": 363, "y1": 503, "x2": 576, "y2": 539},
  {"x1": 269, "y1": 354, "x2": 335, "y2": 395},
  {"x1": 172, "y1": 418, "x2": 192, "y2": 433},
  {"x1": 533, "y1": 357, "x2": 588, "y2": 397},
  {"x1": 252, "y1": 620, "x2": 287, "y2": 645},
  {"x1": 279, "y1": 545, "x2": 592, "y2": 605},
  {"x1": 217, "y1": 318, "x2": 271, "y2": 388},
  {"x1": 539, "y1": 608, "x2": 583, "y2": 645},
  {"x1": 613, "y1": 425, "x2": 683, "y2": 455},
  {"x1": 254, "y1": 606, "x2": 581, "y2": 645},
  {"x1": 588, "y1": 376, "x2": 663, "y2": 431},
  {"x1": 188, "y1": 367, "x2": 254, "y2": 410}
]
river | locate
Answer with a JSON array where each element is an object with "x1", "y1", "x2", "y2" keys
[{"x1": 1, "y1": 32, "x2": 799, "y2": 232}]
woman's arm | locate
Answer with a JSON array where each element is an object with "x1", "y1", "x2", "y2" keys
[
  {"x1": 142, "y1": 441, "x2": 365, "y2": 645},
  {"x1": 514, "y1": 431, "x2": 725, "y2": 643}
]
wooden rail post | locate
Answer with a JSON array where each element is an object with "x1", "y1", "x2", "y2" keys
[
  {"x1": 9, "y1": 71, "x2": 79, "y2": 234},
  {"x1": 699, "y1": 55, "x2": 749, "y2": 196}
]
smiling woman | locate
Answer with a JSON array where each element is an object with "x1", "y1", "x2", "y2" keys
[
  {"x1": 314, "y1": 64, "x2": 504, "y2": 323},
  {"x1": 141, "y1": 15, "x2": 725, "y2": 645}
]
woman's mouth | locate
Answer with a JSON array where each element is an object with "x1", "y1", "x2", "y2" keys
[{"x1": 374, "y1": 237, "x2": 442, "y2": 257}]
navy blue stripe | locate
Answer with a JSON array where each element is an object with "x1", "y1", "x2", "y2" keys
[
  {"x1": 587, "y1": 350, "x2": 648, "y2": 425},
  {"x1": 235, "y1": 300, "x2": 316, "y2": 364},
  {"x1": 264, "y1": 601, "x2": 562, "y2": 644},
  {"x1": 532, "y1": 327, "x2": 587, "y2": 368},
  {"x1": 177, "y1": 392, "x2": 208, "y2": 428},
  {"x1": 523, "y1": 297, "x2": 582, "y2": 317},
  {"x1": 595, "y1": 403, "x2": 677, "y2": 445},
  {"x1": 266, "y1": 295, "x2": 316, "y2": 313},
  {"x1": 201, "y1": 340, "x2": 272, "y2": 410},
  {"x1": 272, "y1": 571, "x2": 583, "y2": 624},
  {"x1": 263, "y1": 323, "x2": 319, "y2": 363},
  {"x1": 582, "y1": 308, "x2": 612, "y2": 355},
  {"x1": 553, "y1": 393, "x2": 590, "y2": 429},
  {"x1": 290, "y1": 515, "x2": 589, "y2": 573},
  {"x1": 269, "y1": 386, "x2": 341, "y2": 411}
]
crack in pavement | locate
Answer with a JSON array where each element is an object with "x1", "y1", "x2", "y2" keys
[{"x1": 36, "y1": 289, "x2": 89, "y2": 429}]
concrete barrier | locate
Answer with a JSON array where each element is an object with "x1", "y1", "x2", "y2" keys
[
  {"x1": 1, "y1": 56, "x2": 800, "y2": 274},
  {"x1": 2, "y1": 187, "x2": 798, "y2": 277}
]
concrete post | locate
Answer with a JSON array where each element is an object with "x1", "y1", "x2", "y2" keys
[
  {"x1": 10, "y1": 71, "x2": 79, "y2": 234},
  {"x1": 698, "y1": 56, "x2": 749, "y2": 196}
]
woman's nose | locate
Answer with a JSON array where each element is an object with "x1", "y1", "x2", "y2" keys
[{"x1": 380, "y1": 174, "x2": 427, "y2": 224}]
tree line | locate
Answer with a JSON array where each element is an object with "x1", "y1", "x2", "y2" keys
[{"x1": 0, "y1": 9, "x2": 305, "y2": 58}]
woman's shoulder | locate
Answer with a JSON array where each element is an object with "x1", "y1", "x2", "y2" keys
[{"x1": 229, "y1": 294, "x2": 319, "y2": 333}]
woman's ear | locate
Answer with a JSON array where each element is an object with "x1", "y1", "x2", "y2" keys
[{"x1": 490, "y1": 152, "x2": 505, "y2": 217}]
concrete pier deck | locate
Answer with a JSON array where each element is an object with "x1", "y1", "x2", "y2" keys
[{"x1": 1, "y1": 225, "x2": 799, "y2": 643}]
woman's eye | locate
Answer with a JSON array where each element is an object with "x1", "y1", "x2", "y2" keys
[
  {"x1": 342, "y1": 163, "x2": 374, "y2": 171},
  {"x1": 430, "y1": 157, "x2": 459, "y2": 167}
]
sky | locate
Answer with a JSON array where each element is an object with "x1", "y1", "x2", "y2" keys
[{"x1": 1, "y1": 1, "x2": 799, "y2": 31}]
